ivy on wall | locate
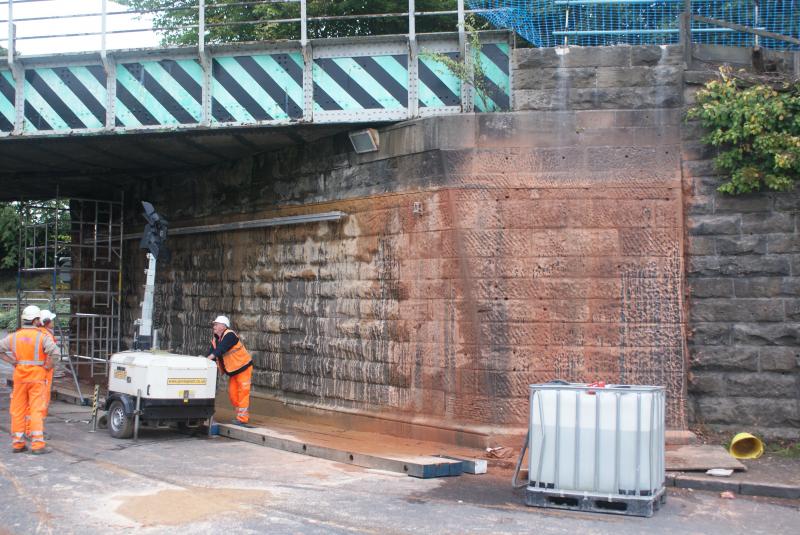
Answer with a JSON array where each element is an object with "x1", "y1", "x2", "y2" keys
[{"x1": 687, "y1": 67, "x2": 800, "y2": 195}]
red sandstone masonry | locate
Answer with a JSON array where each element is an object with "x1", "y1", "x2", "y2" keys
[{"x1": 127, "y1": 105, "x2": 688, "y2": 436}]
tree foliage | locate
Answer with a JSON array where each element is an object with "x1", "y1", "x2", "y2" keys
[
  {"x1": 687, "y1": 67, "x2": 800, "y2": 195},
  {"x1": 117, "y1": 0, "x2": 469, "y2": 45},
  {"x1": 0, "y1": 201, "x2": 71, "y2": 271},
  {"x1": 0, "y1": 203, "x2": 19, "y2": 270}
]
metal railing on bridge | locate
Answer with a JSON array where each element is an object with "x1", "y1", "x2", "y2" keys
[
  {"x1": 467, "y1": 0, "x2": 799, "y2": 50},
  {"x1": 0, "y1": 1, "x2": 512, "y2": 137}
]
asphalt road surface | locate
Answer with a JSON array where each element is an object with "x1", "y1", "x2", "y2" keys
[{"x1": 0, "y1": 362, "x2": 797, "y2": 534}]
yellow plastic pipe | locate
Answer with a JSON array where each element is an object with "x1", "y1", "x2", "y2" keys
[{"x1": 729, "y1": 432, "x2": 764, "y2": 459}]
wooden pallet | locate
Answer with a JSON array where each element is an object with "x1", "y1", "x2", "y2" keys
[{"x1": 524, "y1": 486, "x2": 666, "y2": 517}]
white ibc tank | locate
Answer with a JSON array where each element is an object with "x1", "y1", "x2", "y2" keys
[{"x1": 528, "y1": 383, "x2": 665, "y2": 496}]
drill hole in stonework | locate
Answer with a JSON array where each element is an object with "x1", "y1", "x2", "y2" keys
[
  {"x1": 302, "y1": 444, "x2": 307, "y2": 451},
  {"x1": 349, "y1": 454, "x2": 354, "y2": 461},
  {"x1": 412, "y1": 202, "x2": 423, "y2": 216}
]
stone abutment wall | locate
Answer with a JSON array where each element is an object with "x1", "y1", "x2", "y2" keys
[
  {"x1": 122, "y1": 44, "x2": 690, "y2": 441},
  {"x1": 682, "y1": 47, "x2": 800, "y2": 440}
]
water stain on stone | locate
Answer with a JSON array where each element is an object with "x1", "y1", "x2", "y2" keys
[{"x1": 115, "y1": 487, "x2": 269, "y2": 526}]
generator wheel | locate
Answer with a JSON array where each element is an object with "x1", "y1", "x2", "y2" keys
[{"x1": 108, "y1": 400, "x2": 134, "y2": 439}]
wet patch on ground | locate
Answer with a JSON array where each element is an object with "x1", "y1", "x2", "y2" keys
[{"x1": 114, "y1": 487, "x2": 270, "y2": 526}]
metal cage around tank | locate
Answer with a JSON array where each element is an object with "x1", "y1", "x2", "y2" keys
[{"x1": 522, "y1": 382, "x2": 666, "y2": 517}]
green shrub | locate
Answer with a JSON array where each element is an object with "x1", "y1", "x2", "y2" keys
[{"x1": 687, "y1": 67, "x2": 800, "y2": 195}]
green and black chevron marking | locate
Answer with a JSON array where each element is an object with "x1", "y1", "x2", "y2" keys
[
  {"x1": 114, "y1": 59, "x2": 203, "y2": 127},
  {"x1": 21, "y1": 65, "x2": 107, "y2": 132},
  {"x1": 417, "y1": 43, "x2": 509, "y2": 111},
  {"x1": 0, "y1": 70, "x2": 14, "y2": 132},
  {"x1": 474, "y1": 43, "x2": 510, "y2": 112},
  {"x1": 418, "y1": 52, "x2": 461, "y2": 110},
  {"x1": 313, "y1": 55, "x2": 409, "y2": 112},
  {"x1": 212, "y1": 53, "x2": 304, "y2": 123}
]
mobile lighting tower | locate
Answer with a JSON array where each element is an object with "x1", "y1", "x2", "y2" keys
[{"x1": 103, "y1": 202, "x2": 217, "y2": 439}]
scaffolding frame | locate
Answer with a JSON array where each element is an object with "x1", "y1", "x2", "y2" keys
[{"x1": 17, "y1": 192, "x2": 124, "y2": 380}]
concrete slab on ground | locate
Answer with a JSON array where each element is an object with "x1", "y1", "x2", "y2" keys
[
  {"x1": 666, "y1": 445, "x2": 746, "y2": 471},
  {"x1": 215, "y1": 413, "x2": 487, "y2": 479}
]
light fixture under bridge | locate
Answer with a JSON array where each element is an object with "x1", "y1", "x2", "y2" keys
[{"x1": 348, "y1": 128, "x2": 380, "y2": 154}]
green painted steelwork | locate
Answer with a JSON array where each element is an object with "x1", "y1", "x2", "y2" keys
[{"x1": 0, "y1": 33, "x2": 511, "y2": 138}]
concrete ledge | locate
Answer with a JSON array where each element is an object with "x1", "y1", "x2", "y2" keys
[
  {"x1": 217, "y1": 422, "x2": 465, "y2": 479},
  {"x1": 667, "y1": 472, "x2": 800, "y2": 500},
  {"x1": 673, "y1": 474, "x2": 740, "y2": 493},
  {"x1": 245, "y1": 393, "x2": 494, "y2": 449},
  {"x1": 740, "y1": 482, "x2": 800, "y2": 500}
]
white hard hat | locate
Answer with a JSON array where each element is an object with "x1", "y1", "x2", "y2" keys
[
  {"x1": 212, "y1": 315, "x2": 230, "y2": 328},
  {"x1": 21, "y1": 305, "x2": 41, "y2": 322},
  {"x1": 40, "y1": 310, "x2": 56, "y2": 324}
]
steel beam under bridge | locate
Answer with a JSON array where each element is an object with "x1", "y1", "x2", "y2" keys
[{"x1": 0, "y1": 32, "x2": 512, "y2": 139}]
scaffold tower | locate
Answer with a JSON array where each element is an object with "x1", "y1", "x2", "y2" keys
[{"x1": 17, "y1": 194, "x2": 123, "y2": 382}]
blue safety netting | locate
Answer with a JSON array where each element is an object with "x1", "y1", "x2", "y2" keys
[{"x1": 467, "y1": 0, "x2": 799, "y2": 49}]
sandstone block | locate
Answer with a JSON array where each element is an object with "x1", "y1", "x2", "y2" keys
[
  {"x1": 595, "y1": 66, "x2": 682, "y2": 88},
  {"x1": 687, "y1": 214, "x2": 741, "y2": 235},
  {"x1": 741, "y1": 212, "x2": 794, "y2": 234},
  {"x1": 723, "y1": 372, "x2": 798, "y2": 398},
  {"x1": 732, "y1": 323, "x2": 800, "y2": 346},
  {"x1": 689, "y1": 322, "x2": 731, "y2": 346},
  {"x1": 689, "y1": 346, "x2": 759, "y2": 371},
  {"x1": 759, "y1": 347, "x2": 799, "y2": 371},
  {"x1": 766, "y1": 235, "x2": 800, "y2": 254},
  {"x1": 733, "y1": 277, "x2": 800, "y2": 298},
  {"x1": 714, "y1": 195, "x2": 773, "y2": 213},
  {"x1": 629, "y1": 45, "x2": 684, "y2": 66},
  {"x1": 688, "y1": 372, "x2": 726, "y2": 395},
  {"x1": 689, "y1": 278, "x2": 733, "y2": 298},
  {"x1": 717, "y1": 255, "x2": 791, "y2": 277},
  {"x1": 715, "y1": 235, "x2": 767, "y2": 255},
  {"x1": 773, "y1": 195, "x2": 800, "y2": 211},
  {"x1": 691, "y1": 298, "x2": 785, "y2": 322},
  {"x1": 694, "y1": 396, "x2": 800, "y2": 427},
  {"x1": 685, "y1": 196, "x2": 715, "y2": 215}
]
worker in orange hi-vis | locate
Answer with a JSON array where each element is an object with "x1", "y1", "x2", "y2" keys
[
  {"x1": 0, "y1": 305, "x2": 60, "y2": 454},
  {"x1": 207, "y1": 315, "x2": 253, "y2": 427},
  {"x1": 38, "y1": 310, "x2": 59, "y2": 418}
]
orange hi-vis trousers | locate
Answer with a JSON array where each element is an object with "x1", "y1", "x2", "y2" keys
[
  {"x1": 44, "y1": 368, "x2": 54, "y2": 417},
  {"x1": 11, "y1": 366, "x2": 48, "y2": 451},
  {"x1": 228, "y1": 366, "x2": 252, "y2": 424}
]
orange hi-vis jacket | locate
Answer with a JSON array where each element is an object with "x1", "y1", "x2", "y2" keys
[
  {"x1": 211, "y1": 329, "x2": 252, "y2": 376},
  {"x1": 8, "y1": 327, "x2": 50, "y2": 381},
  {"x1": 38, "y1": 326, "x2": 56, "y2": 343}
]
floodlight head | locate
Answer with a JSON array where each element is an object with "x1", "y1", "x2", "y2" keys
[
  {"x1": 348, "y1": 128, "x2": 379, "y2": 154},
  {"x1": 139, "y1": 201, "x2": 170, "y2": 260}
]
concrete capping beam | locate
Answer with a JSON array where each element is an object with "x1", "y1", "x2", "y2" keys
[
  {"x1": 667, "y1": 473, "x2": 800, "y2": 499},
  {"x1": 217, "y1": 423, "x2": 464, "y2": 479}
]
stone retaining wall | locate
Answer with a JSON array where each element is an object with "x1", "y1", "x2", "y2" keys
[
  {"x1": 123, "y1": 102, "x2": 687, "y2": 436},
  {"x1": 126, "y1": 44, "x2": 800, "y2": 440},
  {"x1": 682, "y1": 49, "x2": 800, "y2": 439}
]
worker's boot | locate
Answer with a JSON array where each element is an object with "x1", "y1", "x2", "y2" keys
[
  {"x1": 231, "y1": 419, "x2": 254, "y2": 428},
  {"x1": 12, "y1": 445, "x2": 27, "y2": 453},
  {"x1": 30, "y1": 447, "x2": 51, "y2": 455}
]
